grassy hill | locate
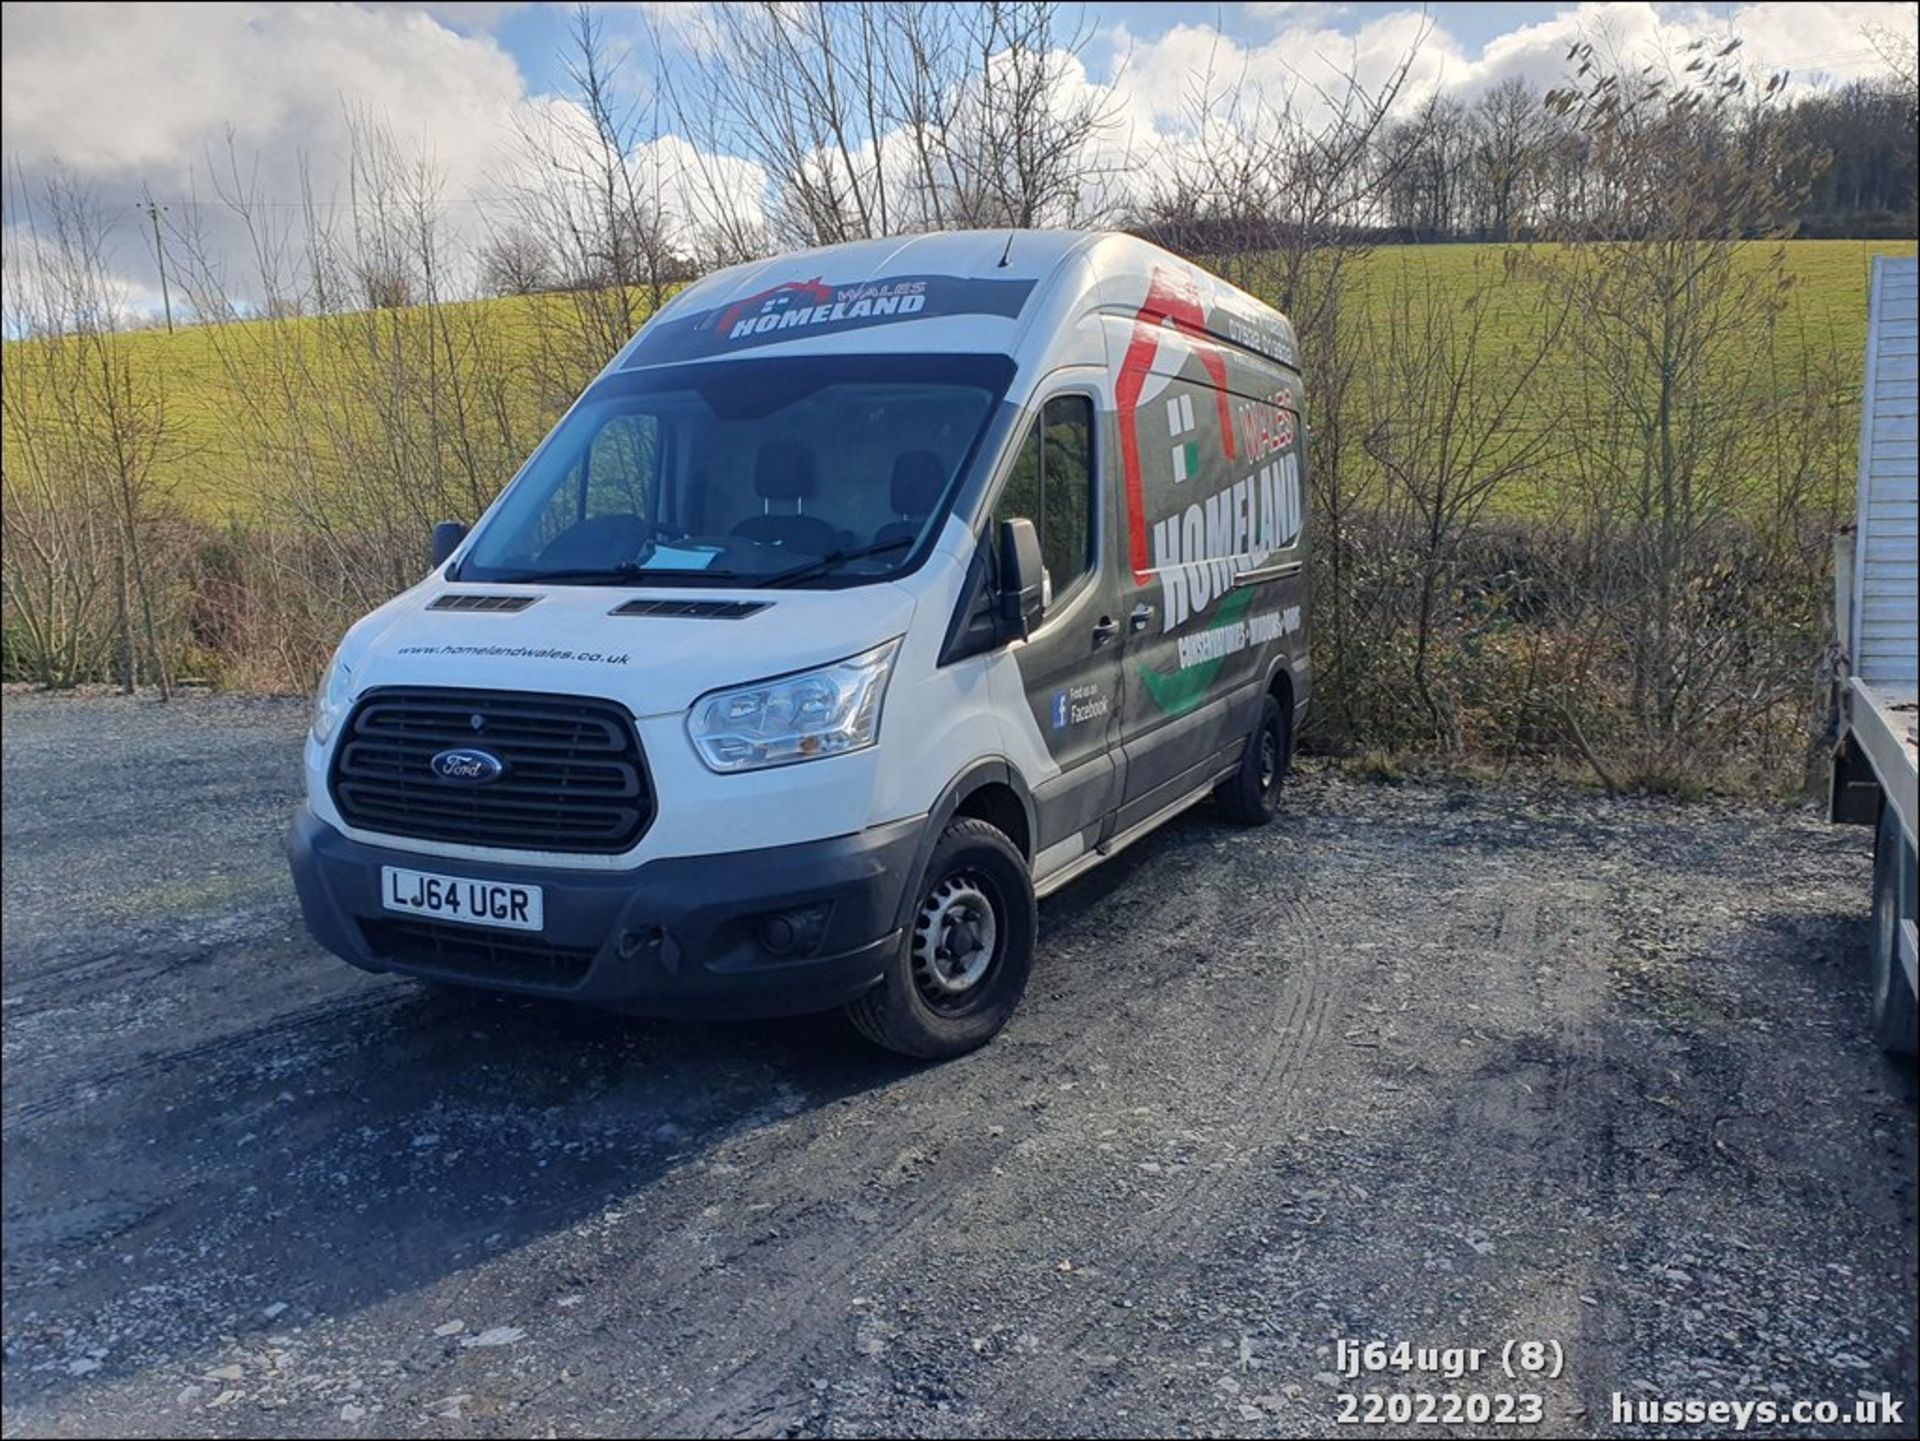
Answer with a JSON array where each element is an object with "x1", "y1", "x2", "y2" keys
[
  {"x1": 1353, "y1": 237, "x2": 1913, "y2": 343},
  {"x1": 8, "y1": 238, "x2": 1915, "y2": 523}
]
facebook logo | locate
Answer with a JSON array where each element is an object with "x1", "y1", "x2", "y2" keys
[{"x1": 1051, "y1": 691, "x2": 1069, "y2": 730}]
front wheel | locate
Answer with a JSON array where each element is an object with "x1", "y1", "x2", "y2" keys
[{"x1": 845, "y1": 817, "x2": 1035, "y2": 1059}]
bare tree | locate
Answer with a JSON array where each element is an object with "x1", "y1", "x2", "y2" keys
[
  {"x1": 478, "y1": 224, "x2": 557, "y2": 297},
  {"x1": 1863, "y1": 20, "x2": 1917, "y2": 101},
  {"x1": 1, "y1": 166, "x2": 182, "y2": 691},
  {"x1": 499, "y1": 4, "x2": 683, "y2": 410},
  {"x1": 1382, "y1": 95, "x2": 1470, "y2": 240},
  {"x1": 166, "y1": 116, "x2": 540, "y2": 677},
  {"x1": 669, "y1": 1, "x2": 1121, "y2": 248},
  {"x1": 670, "y1": 1, "x2": 891, "y2": 249},
  {"x1": 919, "y1": 3, "x2": 1123, "y2": 229},
  {"x1": 1357, "y1": 255, "x2": 1571, "y2": 746},
  {"x1": 1531, "y1": 34, "x2": 1828, "y2": 782},
  {"x1": 1467, "y1": 78, "x2": 1550, "y2": 240}
]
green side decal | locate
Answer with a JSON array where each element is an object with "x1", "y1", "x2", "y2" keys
[{"x1": 1136, "y1": 587, "x2": 1254, "y2": 716}]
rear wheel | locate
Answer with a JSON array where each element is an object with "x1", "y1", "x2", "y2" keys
[
  {"x1": 1869, "y1": 801, "x2": 1917, "y2": 1056},
  {"x1": 1216, "y1": 692, "x2": 1290, "y2": 826},
  {"x1": 845, "y1": 817, "x2": 1035, "y2": 1059}
]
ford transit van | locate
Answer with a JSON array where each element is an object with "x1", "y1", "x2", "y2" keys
[{"x1": 288, "y1": 230, "x2": 1310, "y2": 1057}]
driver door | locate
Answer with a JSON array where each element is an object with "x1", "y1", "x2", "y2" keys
[{"x1": 995, "y1": 390, "x2": 1124, "y2": 855}]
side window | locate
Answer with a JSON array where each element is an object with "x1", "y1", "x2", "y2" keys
[{"x1": 997, "y1": 394, "x2": 1094, "y2": 607}]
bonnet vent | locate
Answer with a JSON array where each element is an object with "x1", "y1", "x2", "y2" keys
[
  {"x1": 429, "y1": 594, "x2": 540, "y2": 613},
  {"x1": 610, "y1": 599, "x2": 770, "y2": 620}
]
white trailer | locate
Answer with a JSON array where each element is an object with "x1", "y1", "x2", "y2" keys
[{"x1": 1830, "y1": 253, "x2": 1917, "y2": 1054}]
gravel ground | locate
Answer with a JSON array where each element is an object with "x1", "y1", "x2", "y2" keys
[{"x1": 2, "y1": 689, "x2": 1915, "y2": 1439}]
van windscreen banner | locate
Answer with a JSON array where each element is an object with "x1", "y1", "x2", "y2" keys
[{"x1": 625, "y1": 274, "x2": 1037, "y2": 365}]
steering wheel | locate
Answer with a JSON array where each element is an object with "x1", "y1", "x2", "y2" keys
[{"x1": 536, "y1": 513, "x2": 668, "y2": 569}]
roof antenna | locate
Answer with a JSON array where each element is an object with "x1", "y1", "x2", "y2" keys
[{"x1": 997, "y1": 230, "x2": 1016, "y2": 269}]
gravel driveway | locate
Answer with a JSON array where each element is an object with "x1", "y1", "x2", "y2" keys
[{"x1": 2, "y1": 690, "x2": 1914, "y2": 1438}]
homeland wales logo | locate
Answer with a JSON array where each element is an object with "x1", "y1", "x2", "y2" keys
[{"x1": 720, "y1": 276, "x2": 928, "y2": 341}]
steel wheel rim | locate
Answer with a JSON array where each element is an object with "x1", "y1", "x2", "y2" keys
[
  {"x1": 1258, "y1": 718, "x2": 1285, "y2": 800},
  {"x1": 911, "y1": 870, "x2": 1002, "y2": 1011}
]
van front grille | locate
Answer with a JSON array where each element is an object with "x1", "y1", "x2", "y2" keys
[
  {"x1": 361, "y1": 918, "x2": 595, "y2": 989},
  {"x1": 329, "y1": 687, "x2": 651, "y2": 853}
]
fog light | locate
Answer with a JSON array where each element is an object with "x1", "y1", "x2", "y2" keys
[{"x1": 757, "y1": 904, "x2": 830, "y2": 957}]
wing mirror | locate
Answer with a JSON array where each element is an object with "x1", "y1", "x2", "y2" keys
[
  {"x1": 996, "y1": 518, "x2": 1046, "y2": 641},
  {"x1": 431, "y1": 521, "x2": 469, "y2": 568}
]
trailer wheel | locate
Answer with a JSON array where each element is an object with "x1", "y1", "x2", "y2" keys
[
  {"x1": 1216, "y1": 693, "x2": 1290, "y2": 826},
  {"x1": 844, "y1": 817, "x2": 1035, "y2": 1059},
  {"x1": 1869, "y1": 801, "x2": 1917, "y2": 1056}
]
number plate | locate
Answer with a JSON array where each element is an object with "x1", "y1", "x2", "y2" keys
[{"x1": 381, "y1": 866, "x2": 543, "y2": 932}]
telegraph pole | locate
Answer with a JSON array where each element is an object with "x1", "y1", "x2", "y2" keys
[{"x1": 138, "y1": 197, "x2": 173, "y2": 333}]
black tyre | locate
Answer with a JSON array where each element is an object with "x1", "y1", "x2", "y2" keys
[
  {"x1": 1869, "y1": 801, "x2": 1917, "y2": 1056},
  {"x1": 1216, "y1": 692, "x2": 1290, "y2": 826},
  {"x1": 845, "y1": 817, "x2": 1035, "y2": 1059}
]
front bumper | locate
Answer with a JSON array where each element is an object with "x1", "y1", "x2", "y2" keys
[{"x1": 286, "y1": 808, "x2": 921, "y2": 1018}]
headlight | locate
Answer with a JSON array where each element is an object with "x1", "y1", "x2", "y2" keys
[
  {"x1": 310, "y1": 649, "x2": 354, "y2": 744},
  {"x1": 688, "y1": 639, "x2": 901, "y2": 773}
]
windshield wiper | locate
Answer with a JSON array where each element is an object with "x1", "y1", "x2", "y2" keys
[
  {"x1": 759, "y1": 537, "x2": 914, "y2": 589},
  {"x1": 484, "y1": 562, "x2": 744, "y2": 586}
]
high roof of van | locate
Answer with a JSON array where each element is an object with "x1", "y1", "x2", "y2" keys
[{"x1": 611, "y1": 229, "x2": 1299, "y2": 375}]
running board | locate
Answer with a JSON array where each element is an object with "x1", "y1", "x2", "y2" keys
[{"x1": 1034, "y1": 772, "x2": 1230, "y2": 900}]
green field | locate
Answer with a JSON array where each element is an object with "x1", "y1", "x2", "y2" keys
[
  {"x1": 1352, "y1": 237, "x2": 1915, "y2": 339},
  {"x1": 9, "y1": 238, "x2": 1914, "y2": 522}
]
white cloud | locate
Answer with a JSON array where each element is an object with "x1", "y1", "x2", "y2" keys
[
  {"x1": 1121, "y1": 1, "x2": 1908, "y2": 121},
  {"x1": 2, "y1": 2, "x2": 537, "y2": 316},
  {"x1": 2, "y1": 2, "x2": 526, "y2": 185},
  {"x1": 375, "y1": 2, "x2": 535, "y2": 31},
  {"x1": 2, "y1": 0, "x2": 1908, "y2": 325}
]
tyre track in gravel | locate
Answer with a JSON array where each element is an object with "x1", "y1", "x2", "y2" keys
[
  {"x1": 990, "y1": 823, "x2": 1622, "y2": 1437},
  {"x1": 1393, "y1": 869, "x2": 1620, "y2": 1432},
  {"x1": 1531, "y1": 878, "x2": 1631, "y2": 1428},
  {"x1": 2, "y1": 986, "x2": 406, "y2": 1132},
  {"x1": 615, "y1": 818, "x2": 1317, "y2": 1435},
  {"x1": 982, "y1": 811, "x2": 1569, "y2": 1437},
  {"x1": 635, "y1": 826, "x2": 1315, "y2": 1437},
  {"x1": 0, "y1": 905, "x2": 290, "y2": 1002},
  {"x1": 686, "y1": 823, "x2": 1349, "y2": 1439},
  {"x1": 988, "y1": 887, "x2": 1341, "y2": 1435}
]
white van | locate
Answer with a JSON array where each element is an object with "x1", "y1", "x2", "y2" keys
[{"x1": 288, "y1": 230, "x2": 1310, "y2": 1057}]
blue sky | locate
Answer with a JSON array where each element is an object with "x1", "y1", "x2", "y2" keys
[{"x1": 472, "y1": 4, "x2": 1597, "y2": 94}]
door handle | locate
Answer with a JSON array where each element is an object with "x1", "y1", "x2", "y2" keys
[
  {"x1": 1129, "y1": 603, "x2": 1155, "y2": 633},
  {"x1": 1091, "y1": 615, "x2": 1120, "y2": 646}
]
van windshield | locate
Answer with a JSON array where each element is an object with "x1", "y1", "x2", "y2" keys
[{"x1": 456, "y1": 354, "x2": 1015, "y2": 588}]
